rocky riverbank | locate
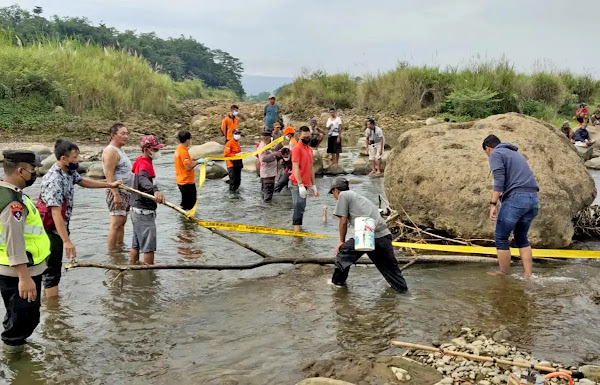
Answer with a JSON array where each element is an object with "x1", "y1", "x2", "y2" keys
[{"x1": 299, "y1": 327, "x2": 598, "y2": 385}]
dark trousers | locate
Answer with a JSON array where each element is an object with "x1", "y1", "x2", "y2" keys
[
  {"x1": 0, "y1": 274, "x2": 42, "y2": 346},
  {"x1": 228, "y1": 167, "x2": 242, "y2": 191},
  {"x1": 42, "y1": 231, "x2": 63, "y2": 289},
  {"x1": 261, "y1": 177, "x2": 275, "y2": 202},
  {"x1": 178, "y1": 183, "x2": 197, "y2": 211},
  {"x1": 332, "y1": 235, "x2": 408, "y2": 293},
  {"x1": 274, "y1": 173, "x2": 290, "y2": 193}
]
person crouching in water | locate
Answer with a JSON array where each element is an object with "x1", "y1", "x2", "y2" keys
[
  {"x1": 329, "y1": 177, "x2": 408, "y2": 292},
  {"x1": 130, "y1": 136, "x2": 165, "y2": 265},
  {"x1": 258, "y1": 132, "x2": 279, "y2": 202}
]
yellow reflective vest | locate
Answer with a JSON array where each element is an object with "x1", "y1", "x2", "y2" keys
[{"x1": 0, "y1": 186, "x2": 50, "y2": 266}]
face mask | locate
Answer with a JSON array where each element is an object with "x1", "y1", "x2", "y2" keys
[
  {"x1": 233, "y1": 134, "x2": 241, "y2": 141},
  {"x1": 233, "y1": 111, "x2": 239, "y2": 116},
  {"x1": 301, "y1": 137, "x2": 311, "y2": 145},
  {"x1": 68, "y1": 162, "x2": 79, "y2": 171},
  {"x1": 283, "y1": 157, "x2": 290, "y2": 162},
  {"x1": 21, "y1": 169, "x2": 36, "y2": 187}
]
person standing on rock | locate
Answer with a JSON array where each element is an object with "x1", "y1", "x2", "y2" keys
[
  {"x1": 174, "y1": 130, "x2": 203, "y2": 211},
  {"x1": 290, "y1": 126, "x2": 317, "y2": 232},
  {"x1": 224, "y1": 129, "x2": 243, "y2": 192},
  {"x1": 37, "y1": 140, "x2": 121, "y2": 298},
  {"x1": 221, "y1": 105, "x2": 240, "y2": 143},
  {"x1": 130, "y1": 136, "x2": 165, "y2": 265},
  {"x1": 483, "y1": 135, "x2": 539, "y2": 277},
  {"x1": 326, "y1": 108, "x2": 342, "y2": 165},
  {"x1": 258, "y1": 132, "x2": 279, "y2": 202},
  {"x1": 365, "y1": 118, "x2": 385, "y2": 175},
  {"x1": 328, "y1": 177, "x2": 408, "y2": 292},
  {"x1": 0, "y1": 151, "x2": 49, "y2": 351},
  {"x1": 263, "y1": 95, "x2": 280, "y2": 134},
  {"x1": 103, "y1": 123, "x2": 133, "y2": 251}
]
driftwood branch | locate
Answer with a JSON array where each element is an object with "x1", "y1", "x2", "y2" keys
[
  {"x1": 64, "y1": 254, "x2": 498, "y2": 272},
  {"x1": 120, "y1": 185, "x2": 274, "y2": 260}
]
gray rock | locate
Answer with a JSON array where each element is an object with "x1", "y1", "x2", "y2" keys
[
  {"x1": 492, "y1": 330, "x2": 512, "y2": 342},
  {"x1": 585, "y1": 157, "x2": 600, "y2": 169},
  {"x1": 439, "y1": 378, "x2": 453, "y2": 385},
  {"x1": 86, "y1": 163, "x2": 105, "y2": 179},
  {"x1": 493, "y1": 346, "x2": 510, "y2": 356},
  {"x1": 53, "y1": 105, "x2": 65, "y2": 113},
  {"x1": 205, "y1": 163, "x2": 228, "y2": 179},
  {"x1": 77, "y1": 162, "x2": 93, "y2": 174},
  {"x1": 576, "y1": 145, "x2": 594, "y2": 161},
  {"x1": 426, "y1": 117, "x2": 440, "y2": 126},
  {"x1": 28, "y1": 144, "x2": 53, "y2": 156},
  {"x1": 451, "y1": 337, "x2": 467, "y2": 348},
  {"x1": 38, "y1": 154, "x2": 57, "y2": 175},
  {"x1": 478, "y1": 381, "x2": 491, "y2": 385},
  {"x1": 323, "y1": 164, "x2": 346, "y2": 175},
  {"x1": 577, "y1": 379, "x2": 595, "y2": 385},
  {"x1": 296, "y1": 379, "x2": 356, "y2": 385},
  {"x1": 189, "y1": 142, "x2": 224, "y2": 159}
]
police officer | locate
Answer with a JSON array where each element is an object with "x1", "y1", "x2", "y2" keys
[{"x1": 0, "y1": 150, "x2": 50, "y2": 351}]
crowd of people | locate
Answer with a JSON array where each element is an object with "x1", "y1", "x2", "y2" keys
[
  {"x1": 563, "y1": 103, "x2": 600, "y2": 148},
  {"x1": 0, "y1": 94, "x2": 544, "y2": 351}
]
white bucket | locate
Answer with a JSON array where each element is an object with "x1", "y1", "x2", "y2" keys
[{"x1": 354, "y1": 217, "x2": 375, "y2": 251}]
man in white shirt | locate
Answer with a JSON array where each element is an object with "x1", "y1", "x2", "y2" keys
[
  {"x1": 365, "y1": 119, "x2": 384, "y2": 175},
  {"x1": 326, "y1": 108, "x2": 342, "y2": 165}
]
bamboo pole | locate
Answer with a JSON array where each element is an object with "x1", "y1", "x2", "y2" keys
[
  {"x1": 64, "y1": 255, "x2": 498, "y2": 272},
  {"x1": 390, "y1": 341, "x2": 576, "y2": 376},
  {"x1": 120, "y1": 184, "x2": 274, "y2": 260}
]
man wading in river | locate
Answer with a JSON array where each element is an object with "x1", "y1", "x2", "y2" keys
[
  {"x1": 329, "y1": 177, "x2": 408, "y2": 292},
  {"x1": 103, "y1": 123, "x2": 133, "y2": 251},
  {"x1": 0, "y1": 151, "x2": 49, "y2": 352},
  {"x1": 483, "y1": 135, "x2": 539, "y2": 277}
]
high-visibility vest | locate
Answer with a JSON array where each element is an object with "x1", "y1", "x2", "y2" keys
[{"x1": 0, "y1": 186, "x2": 50, "y2": 266}]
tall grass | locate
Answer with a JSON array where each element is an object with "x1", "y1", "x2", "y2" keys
[
  {"x1": 280, "y1": 59, "x2": 600, "y2": 123},
  {"x1": 0, "y1": 31, "x2": 233, "y2": 121}
]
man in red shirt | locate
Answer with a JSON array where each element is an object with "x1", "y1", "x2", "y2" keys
[{"x1": 289, "y1": 126, "x2": 317, "y2": 232}]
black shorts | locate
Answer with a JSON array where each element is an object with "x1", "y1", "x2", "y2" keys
[
  {"x1": 42, "y1": 232, "x2": 63, "y2": 289},
  {"x1": 327, "y1": 136, "x2": 342, "y2": 154}
]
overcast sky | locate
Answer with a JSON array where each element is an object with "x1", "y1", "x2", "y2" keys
[{"x1": 6, "y1": 0, "x2": 600, "y2": 78}]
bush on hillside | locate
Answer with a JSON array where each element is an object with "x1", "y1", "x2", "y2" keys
[
  {"x1": 438, "y1": 88, "x2": 502, "y2": 119},
  {"x1": 280, "y1": 70, "x2": 357, "y2": 110}
]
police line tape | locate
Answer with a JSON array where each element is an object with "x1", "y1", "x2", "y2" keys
[
  {"x1": 186, "y1": 137, "x2": 285, "y2": 218},
  {"x1": 193, "y1": 219, "x2": 600, "y2": 259}
]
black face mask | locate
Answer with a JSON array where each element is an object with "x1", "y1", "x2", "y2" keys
[
  {"x1": 21, "y1": 169, "x2": 36, "y2": 187},
  {"x1": 301, "y1": 137, "x2": 311, "y2": 145},
  {"x1": 68, "y1": 162, "x2": 79, "y2": 171}
]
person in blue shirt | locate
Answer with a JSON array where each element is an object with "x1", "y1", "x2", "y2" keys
[
  {"x1": 574, "y1": 122, "x2": 593, "y2": 147},
  {"x1": 263, "y1": 94, "x2": 280, "y2": 134},
  {"x1": 483, "y1": 135, "x2": 539, "y2": 277}
]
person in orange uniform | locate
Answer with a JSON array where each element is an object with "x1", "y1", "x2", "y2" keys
[
  {"x1": 174, "y1": 130, "x2": 202, "y2": 210},
  {"x1": 224, "y1": 129, "x2": 243, "y2": 192},
  {"x1": 221, "y1": 105, "x2": 240, "y2": 142},
  {"x1": 284, "y1": 126, "x2": 297, "y2": 150}
]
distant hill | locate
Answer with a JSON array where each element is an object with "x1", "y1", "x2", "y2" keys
[{"x1": 242, "y1": 75, "x2": 294, "y2": 96}]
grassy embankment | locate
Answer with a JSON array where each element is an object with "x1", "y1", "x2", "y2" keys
[
  {"x1": 279, "y1": 61, "x2": 600, "y2": 126},
  {"x1": 0, "y1": 32, "x2": 236, "y2": 139}
]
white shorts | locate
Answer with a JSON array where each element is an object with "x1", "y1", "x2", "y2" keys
[{"x1": 368, "y1": 144, "x2": 383, "y2": 160}]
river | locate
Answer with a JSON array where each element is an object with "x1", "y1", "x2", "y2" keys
[{"x1": 0, "y1": 152, "x2": 599, "y2": 385}]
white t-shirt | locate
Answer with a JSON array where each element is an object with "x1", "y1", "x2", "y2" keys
[
  {"x1": 326, "y1": 116, "x2": 342, "y2": 136},
  {"x1": 365, "y1": 127, "x2": 384, "y2": 144}
]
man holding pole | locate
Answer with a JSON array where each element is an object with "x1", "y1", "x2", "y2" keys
[{"x1": 483, "y1": 134, "x2": 539, "y2": 277}]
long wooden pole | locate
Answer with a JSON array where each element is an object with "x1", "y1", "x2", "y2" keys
[
  {"x1": 390, "y1": 341, "x2": 577, "y2": 377},
  {"x1": 120, "y1": 184, "x2": 274, "y2": 260},
  {"x1": 64, "y1": 255, "x2": 498, "y2": 271}
]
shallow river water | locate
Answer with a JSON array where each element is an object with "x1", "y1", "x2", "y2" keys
[{"x1": 0, "y1": 152, "x2": 599, "y2": 385}]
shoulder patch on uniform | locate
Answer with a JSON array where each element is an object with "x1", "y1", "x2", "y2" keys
[{"x1": 10, "y1": 203, "x2": 23, "y2": 222}]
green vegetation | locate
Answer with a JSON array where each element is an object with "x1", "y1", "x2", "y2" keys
[
  {"x1": 279, "y1": 59, "x2": 600, "y2": 125},
  {"x1": 0, "y1": 31, "x2": 235, "y2": 130},
  {"x1": 0, "y1": 5, "x2": 244, "y2": 96}
]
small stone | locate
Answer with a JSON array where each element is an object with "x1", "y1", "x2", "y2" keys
[
  {"x1": 493, "y1": 346, "x2": 510, "y2": 356},
  {"x1": 439, "y1": 378, "x2": 453, "y2": 385},
  {"x1": 404, "y1": 375, "x2": 411, "y2": 381},
  {"x1": 578, "y1": 380, "x2": 595, "y2": 385},
  {"x1": 478, "y1": 381, "x2": 491, "y2": 385},
  {"x1": 476, "y1": 335, "x2": 488, "y2": 342},
  {"x1": 451, "y1": 338, "x2": 467, "y2": 348},
  {"x1": 538, "y1": 360, "x2": 552, "y2": 367},
  {"x1": 469, "y1": 372, "x2": 476, "y2": 380},
  {"x1": 491, "y1": 377, "x2": 503, "y2": 385},
  {"x1": 472, "y1": 340, "x2": 484, "y2": 347}
]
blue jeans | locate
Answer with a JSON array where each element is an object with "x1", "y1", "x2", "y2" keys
[
  {"x1": 495, "y1": 193, "x2": 539, "y2": 250},
  {"x1": 290, "y1": 185, "x2": 306, "y2": 226}
]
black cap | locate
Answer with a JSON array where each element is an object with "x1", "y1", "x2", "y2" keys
[
  {"x1": 329, "y1": 176, "x2": 349, "y2": 194},
  {"x1": 2, "y1": 150, "x2": 42, "y2": 167},
  {"x1": 261, "y1": 131, "x2": 271, "y2": 137}
]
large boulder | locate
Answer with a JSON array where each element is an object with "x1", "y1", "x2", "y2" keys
[
  {"x1": 39, "y1": 154, "x2": 57, "y2": 175},
  {"x1": 313, "y1": 149, "x2": 324, "y2": 175},
  {"x1": 384, "y1": 113, "x2": 596, "y2": 248},
  {"x1": 585, "y1": 157, "x2": 600, "y2": 170},
  {"x1": 28, "y1": 144, "x2": 53, "y2": 156},
  {"x1": 205, "y1": 163, "x2": 228, "y2": 179},
  {"x1": 189, "y1": 142, "x2": 224, "y2": 160},
  {"x1": 86, "y1": 163, "x2": 105, "y2": 179},
  {"x1": 576, "y1": 145, "x2": 594, "y2": 161}
]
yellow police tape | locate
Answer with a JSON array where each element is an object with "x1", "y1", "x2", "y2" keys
[
  {"x1": 186, "y1": 136, "x2": 285, "y2": 218},
  {"x1": 192, "y1": 219, "x2": 600, "y2": 259}
]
